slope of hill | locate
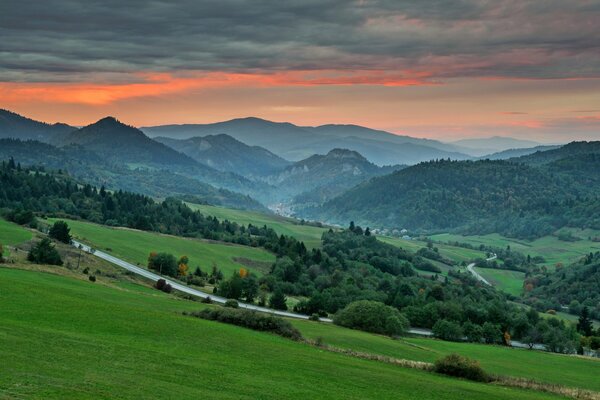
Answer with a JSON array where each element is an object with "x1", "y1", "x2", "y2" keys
[
  {"x1": 0, "y1": 267, "x2": 565, "y2": 400},
  {"x1": 309, "y1": 158, "x2": 600, "y2": 238},
  {"x1": 0, "y1": 109, "x2": 75, "y2": 141},
  {"x1": 264, "y1": 148, "x2": 405, "y2": 206},
  {"x1": 156, "y1": 134, "x2": 290, "y2": 177},
  {"x1": 479, "y1": 145, "x2": 560, "y2": 160},
  {"x1": 143, "y1": 117, "x2": 470, "y2": 165}
]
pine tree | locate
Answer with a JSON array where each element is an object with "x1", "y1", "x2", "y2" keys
[{"x1": 577, "y1": 306, "x2": 593, "y2": 336}]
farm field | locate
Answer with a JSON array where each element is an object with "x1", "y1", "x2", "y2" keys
[
  {"x1": 474, "y1": 267, "x2": 525, "y2": 296},
  {"x1": 187, "y1": 203, "x2": 328, "y2": 249},
  {"x1": 379, "y1": 236, "x2": 487, "y2": 263},
  {"x1": 48, "y1": 218, "x2": 275, "y2": 277},
  {"x1": 292, "y1": 319, "x2": 600, "y2": 392},
  {"x1": 430, "y1": 231, "x2": 600, "y2": 267},
  {"x1": 0, "y1": 267, "x2": 564, "y2": 400}
]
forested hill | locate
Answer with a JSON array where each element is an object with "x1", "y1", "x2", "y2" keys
[
  {"x1": 0, "y1": 141, "x2": 265, "y2": 211},
  {"x1": 510, "y1": 141, "x2": 600, "y2": 165},
  {"x1": 309, "y1": 158, "x2": 600, "y2": 239},
  {"x1": 0, "y1": 109, "x2": 76, "y2": 141},
  {"x1": 525, "y1": 252, "x2": 600, "y2": 320},
  {"x1": 58, "y1": 117, "x2": 198, "y2": 167}
]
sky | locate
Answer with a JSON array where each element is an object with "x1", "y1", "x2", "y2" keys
[{"x1": 1, "y1": 0, "x2": 599, "y2": 142}]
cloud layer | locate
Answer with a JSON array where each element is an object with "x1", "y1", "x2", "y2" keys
[{"x1": 2, "y1": 0, "x2": 599, "y2": 83}]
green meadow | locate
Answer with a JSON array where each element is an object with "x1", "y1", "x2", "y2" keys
[
  {"x1": 49, "y1": 218, "x2": 275, "y2": 277},
  {"x1": 0, "y1": 267, "x2": 565, "y2": 400},
  {"x1": 187, "y1": 203, "x2": 328, "y2": 249},
  {"x1": 430, "y1": 231, "x2": 600, "y2": 267},
  {"x1": 474, "y1": 267, "x2": 526, "y2": 296},
  {"x1": 292, "y1": 319, "x2": 600, "y2": 392},
  {"x1": 379, "y1": 236, "x2": 487, "y2": 263},
  {"x1": 0, "y1": 218, "x2": 32, "y2": 256}
]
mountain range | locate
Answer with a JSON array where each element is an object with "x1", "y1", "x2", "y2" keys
[{"x1": 142, "y1": 117, "x2": 472, "y2": 165}]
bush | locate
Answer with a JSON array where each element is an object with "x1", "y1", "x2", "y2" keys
[
  {"x1": 224, "y1": 299, "x2": 239, "y2": 308},
  {"x1": 334, "y1": 300, "x2": 409, "y2": 336},
  {"x1": 201, "y1": 296, "x2": 213, "y2": 304},
  {"x1": 88, "y1": 275, "x2": 96, "y2": 282},
  {"x1": 433, "y1": 354, "x2": 490, "y2": 382},
  {"x1": 309, "y1": 313, "x2": 321, "y2": 321},
  {"x1": 155, "y1": 278, "x2": 173, "y2": 293},
  {"x1": 187, "y1": 308, "x2": 302, "y2": 340}
]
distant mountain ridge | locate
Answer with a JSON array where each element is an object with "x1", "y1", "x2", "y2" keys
[
  {"x1": 450, "y1": 136, "x2": 545, "y2": 156},
  {"x1": 478, "y1": 145, "x2": 560, "y2": 160},
  {"x1": 142, "y1": 117, "x2": 471, "y2": 165},
  {"x1": 155, "y1": 134, "x2": 290, "y2": 178}
]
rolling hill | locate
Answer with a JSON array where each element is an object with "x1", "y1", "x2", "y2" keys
[
  {"x1": 156, "y1": 134, "x2": 290, "y2": 177},
  {"x1": 451, "y1": 136, "x2": 545, "y2": 156},
  {"x1": 479, "y1": 145, "x2": 560, "y2": 160}
]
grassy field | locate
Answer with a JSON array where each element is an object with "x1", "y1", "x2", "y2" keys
[
  {"x1": 430, "y1": 231, "x2": 600, "y2": 267},
  {"x1": 474, "y1": 267, "x2": 525, "y2": 296},
  {"x1": 292, "y1": 320, "x2": 600, "y2": 392},
  {"x1": 0, "y1": 267, "x2": 565, "y2": 400},
  {"x1": 187, "y1": 203, "x2": 328, "y2": 249},
  {"x1": 379, "y1": 236, "x2": 487, "y2": 264},
  {"x1": 0, "y1": 219, "x2": 32, "y2": 256},
  {"x1": 49, "y1": 218, "x2": 275, "y2": 277}
]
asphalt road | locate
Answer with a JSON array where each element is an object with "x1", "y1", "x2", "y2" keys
[
  {"x1": 466, "y1": 254, "x2": 497, "y2": 286},
  {"x1": 72, "y1": 240, "x2": 332, "y2": 322}
]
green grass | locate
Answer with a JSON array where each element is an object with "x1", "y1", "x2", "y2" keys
[
  {"x1": 474, "y1": 267, "x2": 525, "y2": 296},
  {"x1": 187, "y1": 203, "x2": 328, "y2": 249},
  {"x1": 0, "y1": 267, "x2": 564, "y2": 400},
  {"x1": 292, "y1": 320, "x2": 600, "y2": 392},
  {"x1": 49, "y1": 218, "x2": 275, "y2": 277},
  {"x1": 379, "y1": 236, "x2": 487, "y2": 264},
  {"x1": 0, "y1": 218, "x2": 32, "y2": 257},
  {"x1": 430, "y1": 231, "x2": 600, "y2": 267}
]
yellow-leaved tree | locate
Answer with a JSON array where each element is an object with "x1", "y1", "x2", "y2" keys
[{"x1": 178, "y1": 255, "x2": 189, "y2": 276}]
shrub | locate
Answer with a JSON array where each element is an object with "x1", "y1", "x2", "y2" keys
[
  {"x1": 88, "y1": 275, "x2": 96, "y2": 282},
  {"x1": 187, "y1": 308, "x2": 302, "y2": 340},
  {"x1": 433, "y1": 354, "x2": 490, "y2": 382},
  {"x1": 201, "y1": 296, "x2": 213, "y2": 304},
  {"x1": 334, "y1": 300, "x2": 409, "y2": 336},
  {"x1": 155, "y1": 278, "x2": 172, "y2": 293},
  {"x1": 309, "y1": 313, "x2": 321, "y2": 321},
  {"x1": 224, "y1": 299, "x2": 239, "y2": 308}
]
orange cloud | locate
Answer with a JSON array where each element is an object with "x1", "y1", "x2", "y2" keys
[{"x1": 0, "y1": 70, "x2": 434, "y2": 106}]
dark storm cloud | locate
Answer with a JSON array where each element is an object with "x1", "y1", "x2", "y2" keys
[{"x1": 1, "y1": 0, "x2": 599, "y2": 82}]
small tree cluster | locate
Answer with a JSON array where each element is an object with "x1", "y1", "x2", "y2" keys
[
  {"x1": 334, "y1": 300, "x2": 409, "y2": 337},
  {"x1": 27, "y1": 238, "x2": 63, "y2": 265},
  {"x1": 155, "y1": 278, "x2": 173, "y2": 293}
]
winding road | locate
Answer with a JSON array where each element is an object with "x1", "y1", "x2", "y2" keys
[{"x1": 466, "y1": 254, "x2": 497, "y2": 286}]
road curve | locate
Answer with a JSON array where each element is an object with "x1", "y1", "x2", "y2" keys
[
  {"x1": 466, "y1": 254, "x2": 497, "y2": 286},
  {"x1": 72, "y1": 240, "x2": 332, "y2": 322}
]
